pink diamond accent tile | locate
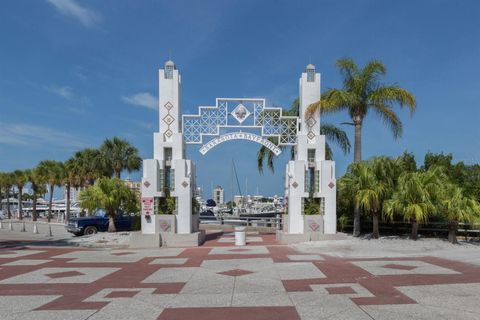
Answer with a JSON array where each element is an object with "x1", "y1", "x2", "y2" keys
[
  {"x1": 383, "y1": 264, "x2": 418, "y2": 271},
  {"x1": 160, "y1": 220, "x2": 171, "y2": 231},
  {"x1": 328, "y1": 182, "x2": 335, "y2": 189},
  {"x1": 182, "y1": 181, "x2": 189, "y2": 188},
  {"x1": 46, "y1": 270, "x2": 84, "y2": 279},
  {"x1": 218, "y1": 269, "x2": 254, "y2": 277},
  {"x1": 164, "y1": 101, "x2": 173, "y2": 110},
  {"x1": 308, "y1": 221, "x2": 320, "y2": 231},
  {"x1": 292, "y1": 181, "x2": 298, "y2": 188},
  {"x1": 306, "y1": 117, "x2": 317, "y2": 127},
  {"x1": 307, "y1": 131, "x2": 315, "y2": 140},
  {"x1": 143, "y1": 181, "x2": 151, "y2": 188}
]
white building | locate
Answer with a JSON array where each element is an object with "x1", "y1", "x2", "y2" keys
[{"x1": 212, "y1": 186, "x2": 224, "y2": 205}]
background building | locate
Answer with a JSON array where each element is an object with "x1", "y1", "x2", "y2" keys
[{"x1": 212, "y1": 186, "x2": 224, "y2": 205}]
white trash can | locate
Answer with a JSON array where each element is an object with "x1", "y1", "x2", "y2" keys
[{"x1": 234, "y1": 226, "x2": 246, "y2": 246}]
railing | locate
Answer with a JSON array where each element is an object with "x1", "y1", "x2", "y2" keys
[{"x1": 200, "y1": 215, "x2": 283, "y2": 231}]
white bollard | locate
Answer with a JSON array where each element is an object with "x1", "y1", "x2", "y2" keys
[
  {"x1": 33, "y1": 222, "x2": 39, "y2": 234},
  {"x1": 235, "y1": 226, "x2": 246, "y2": 246},
  {"x1": 9, "y1": 221, "x2": 13, "y2": 231},
  {"x1": 47, "y1": 224, "x2": 52, "y2": 237},
  {"x1": 21, "y1": 221, "x2": 26, "y2": 232}
]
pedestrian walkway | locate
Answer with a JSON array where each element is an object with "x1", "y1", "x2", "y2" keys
[{"x1": 1, "y1": 232, "x2": 480, "y2": 319}]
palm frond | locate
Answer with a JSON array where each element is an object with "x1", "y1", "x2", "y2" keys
[
  {"x1": 306, "y1": 89, "x2": 355, "y2": 116},
  {"x1": 371, "y1": 104, "x2": 403, "y2": 139},
  {"x1": 368, "y1": 86, "x2": 416, "y2": 115},
  {"x1": 321, "y1": 123, "x2": 351, "y2": 154}
]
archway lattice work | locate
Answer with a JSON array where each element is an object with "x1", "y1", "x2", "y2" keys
[{"x1": 182, "y1": 98, "x2": 298, "y2": 145}]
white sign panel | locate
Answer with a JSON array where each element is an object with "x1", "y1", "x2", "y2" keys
[{"x1": 199, "y1": 132, "x2": 282, "y2": 156}]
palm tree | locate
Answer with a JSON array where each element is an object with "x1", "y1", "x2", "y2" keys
[
  {"x1": 27, "y1": 167, "x2": 45, "y2": 222},
  {"x1": 63, "y1": 158, "x2": 82, "y2": 222},
  {"x1": 79, "y1": 177, "x2": 138, "y2": 232},
  {"x1": 307, "y1": 58, "x2": 416, "y2": 236},
  {"x1": 13, "y1": 170, "x2": 29, "y2": 220},
  {"x1": 257, "y1": 99, "x2": 350, "y2": 173},
  {"x1": 100, "y1": 137, "x2": 142, "y2": 179},
  {"x1": 339, "y1": 159, "x2": 392, "y2": 238},
  {"x1": 440, "y1": 185, "x2": 480, "y2": 244},
  {"x1": 383, "y1": 168, "x2": 443, "y2": 240},
  {"x1": 73, "y1": 148, "x2": 105, "y2": 186},
  {"x1": 37, "y1": 160, "x2": 64, "y2": 223},
  {"x1": 2, "y1": 172, "x2": 14, "y2": 219}
]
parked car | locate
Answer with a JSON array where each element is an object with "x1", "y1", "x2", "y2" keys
[{"x1": 66, "y1": 211, "x2": 134, "y2": 236}]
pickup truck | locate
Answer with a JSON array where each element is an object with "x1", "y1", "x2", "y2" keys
[{"x1": 66, "y1": 212, "x2": 133, "y2": 236}]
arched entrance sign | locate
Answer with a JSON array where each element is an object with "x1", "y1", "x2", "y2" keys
[
  {"x1": 140, "y1": 60, "x2": 337, "y2": 247},
  {"x1": 182, "y1": 98, "x2": 298, "y2": 150},
  {"x1": 199, "y1": 132, "x2": 282, "y2": 155}
]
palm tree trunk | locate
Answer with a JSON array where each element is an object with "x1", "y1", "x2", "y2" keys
[
  {"x1": 6, "y1": 187, "x2": 11, "y2": 219},
  {"x1": 353, "y1": 202, "x2": 361, "y2": 237},
  {"x1": 48, "y1": 185, "x2": 54, "y2": 223},
  {"x1": 448, "y1": 221, "x2": 458, "y2": 244},
  {"x1": 108, "y1": 211, "x2": 117, "y2": 232},
  {"x1": 410, "y1": 219, "x2": 418, "y2": 240},
  {"x1": 66, "y1": 184, "x2": 71, "y2": 223},
  {"x1": 32, "y1": 190, "x2": 37, "y2": 222},
  {"x1": 352, "y1": 119, "x2": 362, "y2": 237},
  {"x1": 18, "y1": 187, "x2": 23, "y2": 220},
  {"x1": 372, "y1": 211, "x2": 379, "y2": 239}
]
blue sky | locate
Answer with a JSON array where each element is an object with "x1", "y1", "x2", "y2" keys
[{"x1": 1, "y1": 0, "x2": 479, "y2": 200}]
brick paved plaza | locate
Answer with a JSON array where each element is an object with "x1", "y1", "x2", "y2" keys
[{"x1": 1, "y1": 231, "x2": 480, "y2": 320}]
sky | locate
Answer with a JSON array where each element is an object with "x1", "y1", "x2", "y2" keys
[{"x1": 1, "y1": 0, "x2": 480, "y2": 200}]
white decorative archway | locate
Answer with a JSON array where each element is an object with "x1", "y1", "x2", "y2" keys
[{"x1": 140, "y1": 60, "x2": 337, "y2": 246}]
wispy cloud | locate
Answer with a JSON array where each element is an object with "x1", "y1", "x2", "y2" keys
[
  {"x1": 0, "y1": 122, "x2": 86, "y2": 149},
  {"x1": 45, "y1": 85, "x2": 75, "y2": 100},
  {"x1": 47, "y1": 0, "x2": 102, "y2": 28},
  {"x1": 122, "y1": 92, "x2": 158, "y2": 110},
  {"x1": 45, "y1": 84, "x2": 91, "y2": 106}
]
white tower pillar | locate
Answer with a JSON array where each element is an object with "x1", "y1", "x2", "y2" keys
[
  {"x1": 141, "y1": 60, "x2": 195, "y2": 235},
  {"x1": 286, "y1": 64, "x2": 336, "y2": 235}
]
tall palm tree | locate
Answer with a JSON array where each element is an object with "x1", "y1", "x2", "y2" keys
[
  {"x1": 2, "y1": 172, "x2": 14, "y2": 219},
  {"x1": 440, "y1": 185, "x2": 480, "y2": 244},
  {"x1": 13, "y1": 169, "x2": 29, "y2": 220},
  {"x1": 37, "y1": 160, "x2": 64, "y2": 223},
  {"x1": 100, "y1": 137, "x2": 142, "y2": 179},
  {"x1": 307, "y1": 58, "x2": 416, "y2": 236},
  {"x1": 27, "y1": 167, "x2": 45, "y2": 222},
  {"x1": 63, "y1": 158, "x2": 82, "y2": 222},
  {"x1": 257, "y1": 99, "x2": 350, "y2": 173},
  {"x1": 79, "y1": 177, "x2": 138, "y2": 232}
]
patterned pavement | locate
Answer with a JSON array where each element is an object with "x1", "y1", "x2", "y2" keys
[{"x1": 1, "y1": 231, "x2": 480, "y2": 319}]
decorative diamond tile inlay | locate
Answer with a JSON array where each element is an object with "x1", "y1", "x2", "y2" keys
[
  {"x1": 164, "y1": 101, "x2": 173, "y2": 110},
  {"x1": 143, "y1": 181, "x2": 151, "y2": 188},
  {"x1": 308, "y1": 221, "x2": 320, "y2": 231},
  {"x1": 383, "y1": 264, "x2": 418, "y2": 271},
  {"x1": 164, "y1": 129, "x2": 173, "y2": 138},
  {"x1": 231, "y1": 103, "x2": 251, "y2": 124},
  {"x1": 217, "y1": 269, "x2": 254, "y2": 277},
  {"x1": 162, "y1": 114, "x2": 175, "y2": 125},
  {"x1": 159, "y1": 220, "x2": 171, "y2": 231},
  {"x1": 181, "y1": 181, "x2": 189, "y2": 188},
  {"x1": 307, "y1": 131, "x2": 316, "y2": 140},
  {"x1": 328, "y1": 182, "x2": 335, "y2": 189},
  {"x1": 306, "y1": 117, "x2": 317, "y2": 127},
  {"x1": 46, "y1": 271, "x2": 84, "y2": 279},
  {"x1": 292, "y1": 181, "x2": 298, "y2": 188}
]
